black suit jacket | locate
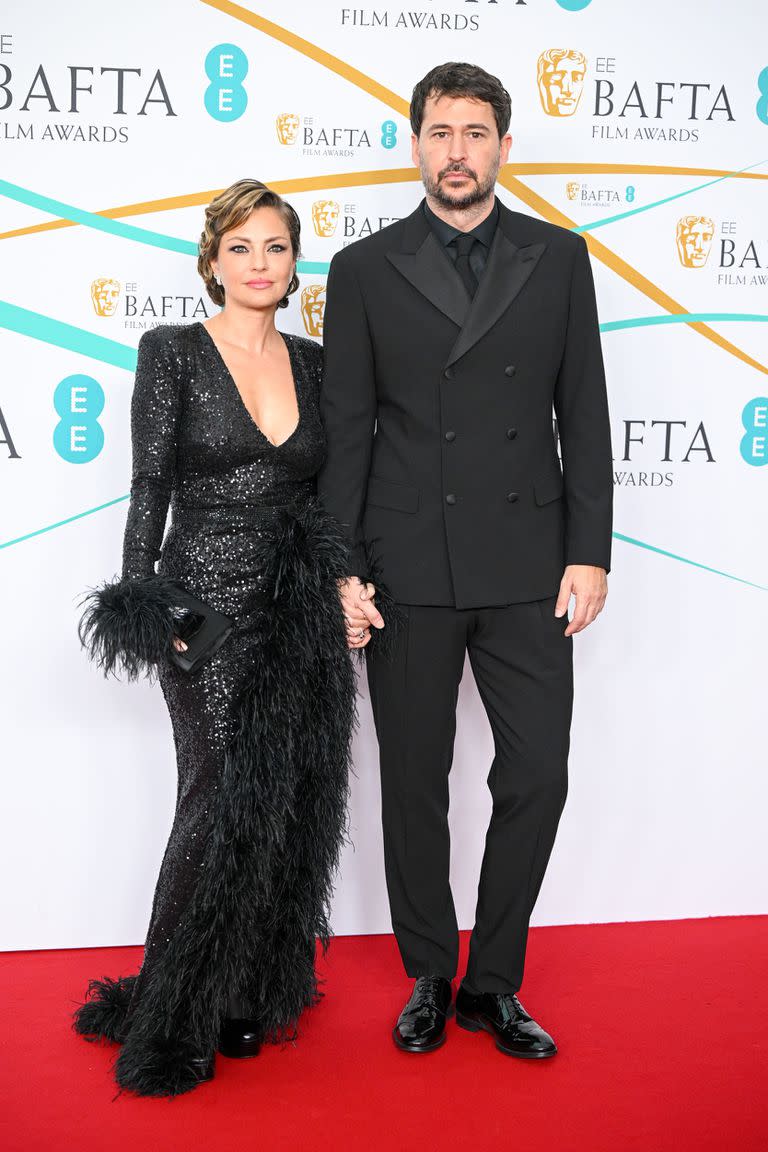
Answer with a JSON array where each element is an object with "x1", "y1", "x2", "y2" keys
[{"x1": 317, "y1": 199, "x2": 613, "y2": 609}]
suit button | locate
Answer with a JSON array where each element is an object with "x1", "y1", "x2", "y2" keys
[
  {"x1": 506, "y1": 492, "x2": 519, "y2": 503},
  {"x1": 444, "y1": 430, "x2": 456, "y2": 442},
  {"x1": 504, "y1": 365, "x2": 516, "y2": 377},
  {"x1": 445, "y1": 493, "x2": 457, "y2": 506},
  {"x1": 506, "y1": 428, "x2": 518, "y2": 440},
  {"x1": 444, "y1": 368, "x2": 454, "y2": 380}
]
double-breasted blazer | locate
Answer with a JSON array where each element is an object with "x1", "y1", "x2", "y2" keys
[{"x1": 317, "y1": 198, "x2": 613, "y2": 609}]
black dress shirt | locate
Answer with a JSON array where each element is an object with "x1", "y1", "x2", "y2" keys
[{"x1": 424, "y1": 198, "x2": 500, "y2": 283}]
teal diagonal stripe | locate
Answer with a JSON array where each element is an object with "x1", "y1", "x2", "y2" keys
[
  {"x1": 0, "y1": 496, "x2": 130, "y2": 550},
  {"x1": 0, "y1": 179, "x2": 198, "y2": 255},
  {"x1": 601, "y1": 312, "x2": 768, "y2": 333},
  {"x1": 0, "y1": 179, "x2": 331, "y2": 270},
  {"x1": 614, "y1": 532, "x2": 767, "y2": 591},
  {"x1": 0, "y1": 300, "x2": 137, "y2": 370},
  {"x1": 574, "y1": 159, "x2": 767, "y2": 235}
]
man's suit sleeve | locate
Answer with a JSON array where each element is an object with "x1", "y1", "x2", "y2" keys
[
  {"x1": 317, "y1": 252, "x2": 377, "y2": 577},
  {"x1": 554, "y1": 236, "x2": 613, "y2": 572}
]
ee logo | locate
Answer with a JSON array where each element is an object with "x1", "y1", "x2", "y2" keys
[
  {"x1": 204, "y1": 44, "x2": 248, "y2": 122},
  {"x1": 555, "y1": 0, "x2": 593, "y2": 10},
  {"x1": 53, "y1": 375, "x2": 104, "y2": 464},
  {"x1": 757, "y1": 66, "x2": 768, "y2": 125},
  {"x1": 740, "y1": 398, "x2": 768, "y2": 466},
  {"x1": 381, "y1": 120, "x2": 397, "y2": 149}
]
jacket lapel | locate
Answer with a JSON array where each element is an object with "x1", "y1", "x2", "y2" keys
[
  {"x1": 446, "y1": 225, "x2": 547, "y2": 368},
  {"x1": 385, "y1": 201, "x2": 548, "y2": 361},
  {"x1": 386, "y1": 206, "x2": 470, "y2": 329}
]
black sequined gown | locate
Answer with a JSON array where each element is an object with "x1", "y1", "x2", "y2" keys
[{"x1": 74, "y1": 323, "x2": 356, "y2": 1097}]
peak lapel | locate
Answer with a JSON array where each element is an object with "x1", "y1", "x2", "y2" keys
[
  {"x1": 446, "y1": 231, "x2": 547, "y2": 368},
  {"x1": 386, "y1": 210, "x2": 470, "y2": 329}
]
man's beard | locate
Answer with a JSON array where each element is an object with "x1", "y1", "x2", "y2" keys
[{"x1": 421, "y1": 153, "x2": 500, "y2": 210}]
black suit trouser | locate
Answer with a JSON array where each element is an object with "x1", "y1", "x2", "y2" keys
[{"x1": 366, "y1": 599, "x2": 572, "y2": 994}]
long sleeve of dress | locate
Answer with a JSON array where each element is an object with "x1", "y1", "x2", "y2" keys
[
  {"x1": 79, "y1": 329, "x2": 182, "y2": 679},
  {"x1": 122, "y1": 329, "x2": 182, "y2": 579}
]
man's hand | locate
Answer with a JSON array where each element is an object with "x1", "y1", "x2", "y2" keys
[
  {"x1": 338, "y1": 577, "x2": 385, "y2": 649},
  {"x1": 555, "y1": 565, "x2": 608, "y2": 636}
]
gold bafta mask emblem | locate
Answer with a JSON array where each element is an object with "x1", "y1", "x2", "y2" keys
[
  {"x1": 90, "y1": 277, "x2": 121, "y2": 317},
  {"x1": 566, "y1": 182, "x2": 580, "y2": 201},
  {"x1": 537, "y1": 49, "x2": 587, "y2": 117},
  {"x1": 301, "y1": 284, "x2": 326, "y2": 337},
  {"x1": 676, "y1": 215, "x2": 715, "y2": 268},
  {"x1": 311, "y1": 200, "x2": 340, "y2": 238},
  {"x1": 276, "y1": 113, "x2": 300, "y2": 145}
]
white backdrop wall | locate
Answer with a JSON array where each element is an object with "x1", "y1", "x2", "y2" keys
[{"x1": 1, "y1": 0, "x2": 766, "y2": 951}]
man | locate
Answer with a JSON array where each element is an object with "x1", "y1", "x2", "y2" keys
[{"x1": 318, "y1": 62, "x2": 612, "y2": 1059}]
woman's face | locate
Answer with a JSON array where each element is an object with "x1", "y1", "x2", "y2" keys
[{"x1": 212, "y1": 206, "x2": 295, "y2": 312}]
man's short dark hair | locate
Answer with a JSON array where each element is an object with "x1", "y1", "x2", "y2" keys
[{"x1": 410, "y1": 62, "x2": 512, "y2": 139}]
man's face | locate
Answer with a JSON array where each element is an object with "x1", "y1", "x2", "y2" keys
[
  {"x1": 412, "y1": 94, "x2": 511, "y2": 211},
  {"x1": 539, "y1": 55, "x2": 586, "y2": 117},
  {"x1": 678, "y1": 219, "x2": 714, "y2": 268}
]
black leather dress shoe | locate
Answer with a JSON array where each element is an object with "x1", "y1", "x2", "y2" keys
[
  {"x1": 456, "y1": 987, "x2": 557, "y2": 1058},
  {"x1": 393, "y1": 976, "x2": 453, "y2": 1053},
  {"x1": 218, "y1": 1018, "x2": 263, "y2": 1059}
]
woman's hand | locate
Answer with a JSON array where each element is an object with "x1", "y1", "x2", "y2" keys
[
  {"x1": 339, "y1": 578, "x2": 379, "y2": 649},
  {"x1": 346, "y1": 623, "x2": 371, "y2": 649},
  {"x1": 172, "y1": 636, "x2": 188, "y2": 653}
]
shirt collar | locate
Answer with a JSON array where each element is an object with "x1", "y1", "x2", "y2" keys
[{"x1": 423, "y1": 197, "x2": 499, "y2": 249}]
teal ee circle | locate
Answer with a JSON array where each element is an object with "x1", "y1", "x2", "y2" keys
[
  {"x1": 381, "y1": 119, "x2": 397, "y2": 149},
  {"x1": 756, "y1": 66, "x2": 768, "y2": 125},
  {"x1": 555, "y1": 0, "x2": 593, "y2": 10},
  {"x1": 53, "y1": 374, "x2": 105, "y2": 464},
  {"x1": 740, "y1": 397, "x2": 768, "y2": 466},
  {"x1": 204, "y1": 44, "x2": 248, "y2": 122}
]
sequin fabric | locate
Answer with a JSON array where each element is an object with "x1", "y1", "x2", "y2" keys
[{"x1": 123, "y1": 322, "x2": 326, "y2": 1013}]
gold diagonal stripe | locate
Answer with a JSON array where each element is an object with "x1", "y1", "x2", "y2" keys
[
  {"x1": 2, "y1": 164, "x2": 765, "y2": 243},
  {"x1": 498, "y1": 172, "x2": 767, "y2": 376},
  {"x1": 199, "y1": 0, "x2": 410, "y2": 115},
  {"x1": 199, "y1": 3, "x2": 765, "y2": 377},
  {"x1": 0, "y1": 171, "x2": 423, "y2": 241}
]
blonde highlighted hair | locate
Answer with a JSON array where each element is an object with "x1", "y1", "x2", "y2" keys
[{"x1": 197, "y1": 179, "x2": 301, "y2": 308}]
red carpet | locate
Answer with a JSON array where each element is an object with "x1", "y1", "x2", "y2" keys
[{"x1": 1, "y1": 917, "x2": 765, "y2": 1152}]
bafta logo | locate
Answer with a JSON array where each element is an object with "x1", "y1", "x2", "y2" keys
[
  {"x1": 566, "y1": 181, "x2": 580, "y2": 201},
  {"x1": 311, "y1": 200, "x2": 340, "y2": 238},
  {"x1": 301, "y1": 284, "x2": 326, "y2": 337},
  {"x1": 676, "y1": 215, "x2": 715, "y2": 268},
  {"x1": 90, "y1": 277, "x2": 121, "y2": 317},
  {"x1": 537, "y1": 49, "x2": 587, "y2": 117},
  {"x1": 276, "y1": 112, "x2": 300, "y2": 145}
]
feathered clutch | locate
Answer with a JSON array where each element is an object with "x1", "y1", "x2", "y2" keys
[{"x1": 79, "y1": 576, "x2": 232, "y2": 678}]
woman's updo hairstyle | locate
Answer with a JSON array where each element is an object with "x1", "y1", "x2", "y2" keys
[{"x1": 197, "y1": 178, "x2": 301, "y2": 309}]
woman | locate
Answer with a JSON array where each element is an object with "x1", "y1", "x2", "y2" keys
[{"x1": 74, "y1": 179, "x2": 367, "y2": 1097}]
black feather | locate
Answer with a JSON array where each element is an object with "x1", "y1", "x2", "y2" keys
[
  {"x1": 72, "y1": 975, "x2": 136, "y2": 1043},
  {"x1": 76, "y1": 499, "x2": 357, "y2": 1097},
  {"x1": 78, "y1": 576, "x2": 178, "y2": 680}
]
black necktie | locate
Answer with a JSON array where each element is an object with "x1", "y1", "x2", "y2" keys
[{"x1": 453, "y1": 233, "x2": 478, "y2": 299}]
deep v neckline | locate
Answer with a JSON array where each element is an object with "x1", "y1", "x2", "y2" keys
[{"x1": 197, "y1": 322, "x2": 302, "y2": 449}]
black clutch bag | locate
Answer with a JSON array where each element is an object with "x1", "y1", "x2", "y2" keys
[{"x1": 167, "y1": 584, "x2": 233, "y2": 674}]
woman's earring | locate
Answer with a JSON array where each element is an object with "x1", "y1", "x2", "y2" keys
[{"x1": 215, "y1": 273, "x2": 222, "y2": 285}]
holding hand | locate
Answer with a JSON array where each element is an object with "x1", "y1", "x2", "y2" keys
[{"x1": 338, "y1": 577, "x2": 385, "y2": 649}]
